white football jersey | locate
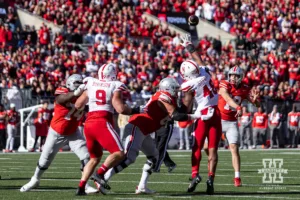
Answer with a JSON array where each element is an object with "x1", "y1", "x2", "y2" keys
[
  {"x1": 181, "y1": 66, "x2": 218, "y2": 113},
  {"x1": 85, "y1": 78, "x2": 127, "y2": 113}
]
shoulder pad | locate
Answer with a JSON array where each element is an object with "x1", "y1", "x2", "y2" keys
[
  {"x1": 181, "y1": 81, "x2": 193, "y2": 92},
  {"x1": 219, "y1": 80, "x2": 230, "y2": 90},
  {"x1": 158, "y1": 93, "x2": 172, "y2": 104}
]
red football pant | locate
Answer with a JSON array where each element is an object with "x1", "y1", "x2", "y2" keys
[
  {"x1": 84, "y1": 120, "x2": 123, "y2": 158},
  {"x1": 191, "y1": 108, "x2": 222, "y2": 178}
]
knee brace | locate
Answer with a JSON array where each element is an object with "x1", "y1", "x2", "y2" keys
[
  {"x1": 144, "y1": 155, "x2": 159, "y2": 174},
  {"x1": 80, "y1": 157, "x2": 90, "y2": 172},
  {"x1": 114, "y1": 156, "x2": 135, "y2": 173}
]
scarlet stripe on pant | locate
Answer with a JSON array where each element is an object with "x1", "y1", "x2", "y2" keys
[{"x1": 84, "y1": 120, "x2": 124, "y2": 158}]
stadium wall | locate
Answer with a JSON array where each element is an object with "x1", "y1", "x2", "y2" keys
[
  {"x1": 16, "y1": 6, "x2": 63, "y2": 33},
  {"x1": 196, "y1": 18, "x2": 236, "y2": 45}
]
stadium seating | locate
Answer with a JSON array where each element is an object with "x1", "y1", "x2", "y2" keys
[{"x1": 0, "y1": 0, "x2": 298, "y2": 105}]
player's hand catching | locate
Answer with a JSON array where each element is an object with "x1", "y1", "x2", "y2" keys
[
  {"x1": 74, "y1": 84, "x2": 85, "y2": 96},
  {"x1": 180, "y1": 34, "x2": 192, "y2": 47}
]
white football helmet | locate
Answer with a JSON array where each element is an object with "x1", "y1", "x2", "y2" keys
[
  {"x1": 159, "y1": 77, "x2": 180, "y2": 97},
  {"x1": 180, "y1": 60, "x2": 200, "y2": 80},
  {"x1": 98, "y1": 63, "x2": 117, "y2": 81},
  {"x1": 228, "y1": 66, "x2": 244, "y2": 86},
  {"x1": 66, "y1": 74, "x2": 83, "y2": 91}
]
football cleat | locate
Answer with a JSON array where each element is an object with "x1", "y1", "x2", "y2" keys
[
  {"x1": 187, "y1": 174, "x2": 202, "y2": 192},
  {"x1": 168, "y1": 164, "x2": 177, "y2": 173},
  {"x1": 85, "y1": 183, "x2": 98, "y2": 194},
  {"x1": 135, "y1": 186, "x2": 155, "y2": 194},
  {"x1": 206, "y1": 176, "x2": 214, "y2": 195},
  {"x1": 20, "y1": 177, "x2": 40, "y2": 192},
  {"x1": 93, "y1": 180, "x2": 108, "y2": 195},
  {"x1": 92, "y1": 173, "x2": 110, "y2": 195},
  {"x1": 76, "y1": 187, "x2": 87, "y2": 196},
  {"x1": 234, "y1": 177, "x2": 242, "y2": 187}
]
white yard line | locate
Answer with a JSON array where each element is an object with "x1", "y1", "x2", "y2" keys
[
  {"x1": 115, "y1": 198, "x2": 153, "y2": 200},
  {"x1": 156, "y1": 196, "x2": 191, "y2": 199},
  {"x1": 34, "y1": 179, "x2": 300, "y2": 189}
]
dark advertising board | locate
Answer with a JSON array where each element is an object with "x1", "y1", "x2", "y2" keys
[{"x1": 157, "y1": 12, "x2": 189, "y2": 30}]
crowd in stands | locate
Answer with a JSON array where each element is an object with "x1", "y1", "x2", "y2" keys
[{"x1": 0, "y1": 0, "x2": 298, "y2": 108}]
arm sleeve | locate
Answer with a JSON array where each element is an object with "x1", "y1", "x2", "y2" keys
[{"x1": 171, "y1": 109, "x2": 189, "y2": 122}]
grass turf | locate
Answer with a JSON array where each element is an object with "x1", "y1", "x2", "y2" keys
[{"x1": 0, "y1": 150, "x2": 300, "y2": 200}]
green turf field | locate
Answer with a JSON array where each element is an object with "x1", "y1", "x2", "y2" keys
[{"x1": 0, "y1": 150, "x2": 299, "y2": 200}]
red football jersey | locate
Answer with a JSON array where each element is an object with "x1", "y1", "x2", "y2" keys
[
  {"x1": 240, "y1": 112, "x2": 251, "y2": 124},
  {"x1": 7, "y1": 110, "x2": 18, "y2": 125},
  {"x1": 0, "y1": 111, "x2": 6, "y2": 129},
  {"x1": 50, "y1": 87, "x2": 84, "y2": 135},
  {"x1": 34, "y1": 118, "x2": 48, "y2": 136},
  {"x1": 38, "y1": 108, "x2": 51, "y2": 124},
  {"x1": 268, "y1": 112, "x2": 282, "y2": 126},
  {"x1": 288, "y1": 112, "x2": 299, "y2": 127},
  {"x1": 129, "y1": 91, "x2": 176, "y2": 135},
  {"x1": 253, "y1": 112, "x2": 268, "y2": 128},
  {"x1": 218, "y1": 80, "x2": 251, "y2": 121}
]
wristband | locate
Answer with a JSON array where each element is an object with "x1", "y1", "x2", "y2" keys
[{"x1": 236, "y1": 106, "x2": 242, "y2": 111}]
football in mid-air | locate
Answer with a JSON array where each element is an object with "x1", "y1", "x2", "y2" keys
[{"x1": 188, "y1": 15, "x2": 199, "y2": 26}]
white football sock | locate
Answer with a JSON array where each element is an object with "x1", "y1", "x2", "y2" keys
[
  {"x1": 104, "y1": 168, "x2": 115, "y2": 181},
  {"x1": 33, "y1": 167, "x2": 45, "y2": 180},
  {"x1": 235, "y1": 171, "x2": 240, "y2": 178},
  {"x1": 138, "y1": 171, "x2": 150, "y2": 189}
]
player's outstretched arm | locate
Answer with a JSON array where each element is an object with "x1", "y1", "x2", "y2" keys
[
  {"x1": 56, "y1": 92, "x2": 77, "y2": 105},
  {"x1": 112, "y1": 91, "x2": 139, "y2": 115},
  {"x1": 180, "y1": 34, "x2": 204, "y2": 66},
  {"x1": 158, "y1": 99, "x2": 200, "y2": 121},
  {"x1": 219, "y1": 87, "x2": 242, "y2": 117},
  {"x1": 56, "y1": 85, "x2": 85, "y2": 105},
  {"x1": 75, "y1": 91, "x2": 89, "y2": 110}
]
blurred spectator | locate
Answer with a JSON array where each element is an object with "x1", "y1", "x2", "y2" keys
[
  {"x1": 0, "y1": 104, "x2": 6, "y2": 151},
  {"x1": 235, "y1": 35, "x2": 246, "y2": 51},
  {"x1": 212, "y1": 35, "x2": 222, "y2": 55},
  {"x1": 268, "y1": 105, "x2": 282, "y2": 148},
  {"x1": 287, "y1": 104, "x2": 299, "y2": 148},
  {"x1": 252, "y1": 107, "x2": 268, "y2": 149},
  {"x1": 6, "y1": 86, "x2": 22, "y2": 111},
  {"x1": 239, "y1": 106, "x2": 252, "y2": 149},
  {"x1": 30, "y1": 111, "x2": 48, "y2": 152},
  {"x1": 4, "y1": 103, "x2": 18, "y2": 153}
]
